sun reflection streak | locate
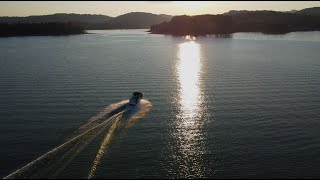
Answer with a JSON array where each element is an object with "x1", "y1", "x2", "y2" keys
[
  {"x1": 172, "y1": 39, "x2": 206, "y2": 178},
  {"x1": 177, "y1": 40, "x2": 201, "y2": 119}
]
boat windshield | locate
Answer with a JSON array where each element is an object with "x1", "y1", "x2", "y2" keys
[{"x1": 133, "y1": 92, "x2": 142, "y2": 96}]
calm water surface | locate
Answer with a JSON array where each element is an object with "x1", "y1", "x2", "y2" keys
[{"x1": 1, "y1": 30, "x2": 320, "y2": 178}]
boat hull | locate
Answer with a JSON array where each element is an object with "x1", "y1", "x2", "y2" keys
[
  {"x1": 127, "y1": 92, "x2": 143, "y2": 110},
  {"x1": 128, "y1": 96, "x2": 142, "y2": 106}
]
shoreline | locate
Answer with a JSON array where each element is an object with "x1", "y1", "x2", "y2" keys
[
  {"x1": 147, "y1": 29, "x2": 320, "y2": 36},
  {"x1": 1, "y1": 29, "x2": 320, "y2": 38},
  {"x1": 0, "y1": 32, "x2": 91, "y2": 38}
]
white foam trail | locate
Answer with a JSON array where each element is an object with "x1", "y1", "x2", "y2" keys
[
  {"x1": 87, "y1": 99, "x2": 153, "y2": 178},
  {"x1": 4, "y1": 107, "x2": 125, "y2": 179},
  {"x1": 64, "y1": 100, "x2": 129, "y2": 141},
  {"x1": 87, "y1": 115, "x2": 122, "y2": 179}
]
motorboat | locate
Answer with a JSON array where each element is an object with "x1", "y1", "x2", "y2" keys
[{"x1": 128, "y1": 91, "x2": 143, "y2": 106}]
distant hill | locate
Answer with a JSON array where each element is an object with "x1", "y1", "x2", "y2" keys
[
  {"x1": 0, "y1": 13, "x2": 112, "y2": 24},
  {"x1": 297, "y1": 7, "x2": 320, "y2": 15},
  {"x1": 224, "y1": 10, "x2": 281, "y2": 16},
  {"x1": 224, "y1": 7, "x2": 320, "y2": 16},
  {"x1": 0, "y1": 12, "x2": 172, "y2": 30},
  {"x1": 105, "y1": 12, "x2": 172, "y2": 29}
]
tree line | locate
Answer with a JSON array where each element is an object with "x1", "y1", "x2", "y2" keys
[
  {"x1": 149, "y1": 12, "x2": 320, "y2": 36},
  {"x1": 0, "y1": 22, "x2": 86, "y2": 37},
  {"x1": 150, "y1": 15, "x2": 233, "y2": 36}
]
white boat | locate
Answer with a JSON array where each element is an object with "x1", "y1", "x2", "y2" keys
[{"x1": 128, "y1": 91, "x2": 143, "y2": 106}]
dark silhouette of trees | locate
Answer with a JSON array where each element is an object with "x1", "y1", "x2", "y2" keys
[
  {"x1": 150, "y1": 15, "x2": 232, "y2": 36},
  {"x1": 0, "y1": 22, "x2": 86, "y2": 36},
  {"x1": 297, "y1": 7, "x2": 320, "y2": 16},
  {"x1": 0, "y1": 12, "x2": 173, "y2": 30},
  {"x1": 228, "y1": 11, "x2": 320, "y2": 34},
  {"x1": 1, "y1": 9, "x2": 319, "y2": 36},
  {"x1": 150, "y1": 11, "x2": 320, "y2": 35}
]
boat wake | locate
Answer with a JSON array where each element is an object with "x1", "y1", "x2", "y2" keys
[
  {"x1": 4, "y1": 99, "x2": 152, "y2": 179},
  {"x1": 88, "y1": 99, "x2": 152, "y2": 179},
  {"x1": 64, "y1": 100, "x2": 129, "y2": 142}
]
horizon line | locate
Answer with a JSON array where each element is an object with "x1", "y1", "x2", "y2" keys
[{"x1": 1, "y1": 6, "x2": 318, "y2": 18}]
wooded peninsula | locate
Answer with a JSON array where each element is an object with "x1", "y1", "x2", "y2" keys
[{"x1": 149, "y1": 10, "x2": 320, "y2": 36}]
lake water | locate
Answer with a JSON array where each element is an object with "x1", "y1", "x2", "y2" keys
[{"x1": 1, "y1": 30, "x2": 320, "y2": 178}]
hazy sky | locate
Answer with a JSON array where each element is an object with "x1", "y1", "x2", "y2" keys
[{"x1": 0, "y1": 1, "x2": 319, "y2": 17}]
